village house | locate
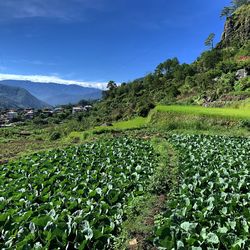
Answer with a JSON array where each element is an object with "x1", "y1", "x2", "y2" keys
[
  {"x1": 54, "y1": 107, "x2": 64, "y2": 114},
  {"x1": 83, "y1": 105, "x2": 92, "y2": 111},
  {"x1": 42, "y1": 108, "x2": 54, "y2": 115},
  {"x1": 72, "y1": 106, "x2": 84, "y2": 114},
  {"x1": 7, "y1": 111, "x2": 18, "y2": 121},
  {"x1": 24, "y1": 110, "x2": 34, "y2": 119}
]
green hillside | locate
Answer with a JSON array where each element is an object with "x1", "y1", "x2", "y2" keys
[{"x1": 86, "y1": 3, "x2": 249, "y2": 125}]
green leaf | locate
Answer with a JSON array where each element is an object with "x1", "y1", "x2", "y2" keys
[
  {"x1": 177, "y1": 240, "x2": 185, "y2": 249},
  {"x1": 180, "y1": 221, "x2": 197, "y2": 232},
  {"x1": 206, "y1": 232, "x2": 219, "y2": 244},
  {"x1": 14, "y1": 211, "x2": 33, "y2": 223},
  {"x1": 82, "y1": 220, "x2": 93, "y2": 240},
  {"x1": 221, "y1": 207, "x2": 227, "y2": 215},
  {"x1": 217, "y1": 226, "x2": 228, "y2": 234},
  {"x1": 0, "y1": 213, "x2": 9, "y2": 222},
  {"x1": 32, "y1": 215, "x2": 51, "y2": 227}
]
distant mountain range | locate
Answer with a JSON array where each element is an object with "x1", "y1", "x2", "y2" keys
[
  {"x1": 0, "y1": 84, "x2": 50, "y2": 109},
  {"x1": 0, "y1": 80, "x2": 102, "y2": 106}
]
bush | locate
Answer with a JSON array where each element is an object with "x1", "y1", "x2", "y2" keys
[
  {"x1": 217, "y1": 60, "x2": 237, "y2": 73},
  {"x1": 234, "y1": 77, "x2": 250, "y2": 91},
  {"x1": 137, "y1": 102, "x2": 155, "y2": 117},
  {"x1": 50, "y1": 131, "x2": 61, "y2": 141},
  {"x1": 67, "y1": 131, "x2": 82, "y2": 143},
  {"x1": 240, "y1": 119, "x2": 250, "y2": 130},
  {"x1": 33, "y1": 118, "x2": 49, "y2": 125}
]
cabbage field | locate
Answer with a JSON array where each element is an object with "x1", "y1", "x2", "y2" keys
[
  {"x1": 1, "y1": 133, "x2": 250, "y2": 249},
  {"x1": 0, "y1": 138, "x2": 157, "y2": 249},
  {"x1": 155, "y1": 134, "x2": 250, "y2": 249}
]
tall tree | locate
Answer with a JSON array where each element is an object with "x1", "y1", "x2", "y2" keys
[
  {"x1": 107, "y1": 80, "x2": 117, "y2": 91},
  {"x1": 205, "y1": 33, "x2": 215, "y2": 49},
  {"x1": 220, "y1": 6, "x2": 233, "y2": 18},
  {"x1": 232, "y1": 0, "x2": 249, "y2": 8},
  {"x1": 221, "y1": 0, "x2": 249, "y2": 17},
  {"x1": 155, "y1": 58, "x2": 179, "y2": 78}
]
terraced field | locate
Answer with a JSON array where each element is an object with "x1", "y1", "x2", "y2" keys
[
  {"x1": 92, "y1": 105, "x2": 250, "y2": 133},
  {"x1": 155, "y1": 105, "x2": 250, "y2": 120}
]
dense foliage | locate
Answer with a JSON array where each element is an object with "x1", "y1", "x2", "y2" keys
[
  {"x1": 155, "y1": 134, "x2": 250, "y2": 249},
  {"x1": 0, "y1": 138, "x2": 157, "y2": 249}
]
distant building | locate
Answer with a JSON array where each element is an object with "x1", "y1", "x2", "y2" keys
[
  {"x1": 54, "y1": 107, "x2": 64, "y2": 113},
  {"x1": 72, "y1": 106, "x2": 85, "y2": 114},
  {"x1": 84, "y1": 105, "x2": 92, "y2": 111},
  {"x1": 7, "y1": 111, "x2": 18, "y2": 121},
  {"x1": 42, "y1": 108, "x2": 53, "y2": 115},
  {"x1": 24, "y1": 110, "x2": 34, "y2": 119}
]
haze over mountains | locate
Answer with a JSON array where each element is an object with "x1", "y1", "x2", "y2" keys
[
  {"x1": 0, "y1": 80, "x2": 102, "y2": 106},
  {"x1": 0, "y1": 84, "x2": 50, "y2": 109}
]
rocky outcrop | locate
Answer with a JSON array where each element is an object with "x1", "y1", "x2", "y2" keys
[
  {"x1": 218, "y1": 4, "x2": 250, "y2": 48},
  {"x1": 236, "y1": 68, "x2": 249, "y2": 79}
]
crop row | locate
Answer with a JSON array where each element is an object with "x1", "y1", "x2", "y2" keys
[
  {"x1": 0, "y1": 138, "x2": 157, "y2": 249},
  {"x1": 155, "y1": 134, "x2": 250, "y2": 249}
]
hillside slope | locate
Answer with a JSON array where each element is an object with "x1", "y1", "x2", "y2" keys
[
  {"x1": 0, "y1": 84, "x2": 50, "y2": 109},
  {"x1": 89, "y1": 4, "x2": 250, "y2": 123},
  {"x1": 0, "y1": 80, "x2": 102, "y2": 106}
]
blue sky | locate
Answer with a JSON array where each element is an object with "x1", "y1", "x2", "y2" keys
[{"x1": 0, "y1": 0, "x2": 230, "y2": 89}]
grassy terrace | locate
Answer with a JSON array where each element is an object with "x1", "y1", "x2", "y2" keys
[
  {"x1": 93, "y1": 117, "x2": 148, "y2": 131},
  {"x1": 106, "y1": 117, "x2": 148, "y2": 129},
  {"x1": 90, "y1": 105, "x2": 250, "y2": 133},
  {"x1": 155, "y1": 105, "x2": 250, "y2": 120}
]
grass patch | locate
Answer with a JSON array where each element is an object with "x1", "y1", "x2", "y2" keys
[
  {"x1": 112, "y1": 117, "x2": 148, "y2": 129},
  {"x1": 65, "y1": 131, "x2": 85, "y2": 143},
  {"x1": 155, "y1": 105, "x2": 250, "y2": 120},
  {"x1": 82, "y1": 105, "x2": 250, "y2": 139},
  {"x1": 83, "y1": 117, "x2": 148, "y2": 135},
  {"x1": 234, "y1": 98, "x2": 250, "y2": 110}
]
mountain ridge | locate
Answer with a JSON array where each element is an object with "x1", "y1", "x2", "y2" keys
[
  {"x1": 0, "y1": 84, "x2": 50, "y2": 109},
  {"x1": 0, "y1": 80, "x2": 102, "y2": 106}
]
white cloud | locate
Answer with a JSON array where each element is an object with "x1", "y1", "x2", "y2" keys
[
  {"x1": 0, "y1": 0, "x2": 105, "y2": 21},
  {"x1": 0, "y1": 73, "x2": 107, "y2": 90}
]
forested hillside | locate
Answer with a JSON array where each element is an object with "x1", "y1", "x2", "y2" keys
[{"x1": 90, "y1": 3, "x2": 249, "y2": 123}]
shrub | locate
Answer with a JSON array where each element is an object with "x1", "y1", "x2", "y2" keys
[
  {"x1": 240, "y1": 119, "x2": 250, "y2": 129},
  {"x1": 50, "y1": 131, "x2": 61, "y2": 141},
  {"x1": 137, "y1": 102, "x2": 155, "y2": 117},
  {"x1": 234, "y1": 77, "x2": 250, "y2": 91}
]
